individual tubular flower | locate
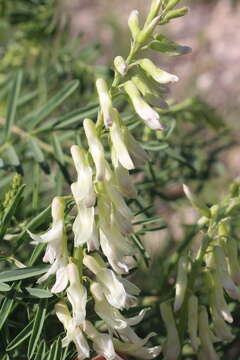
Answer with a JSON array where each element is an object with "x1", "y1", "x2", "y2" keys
[
  {"x1": 109, "y1": 109, "x2": 135, "y2": 170},
  {"x1": 160, "y1": 302, "x2": 180, "y2": 360},
  {"x1": 206, "y1": 270, "x2": 233, "y2": 324},
  {"x1": 72, "y1": 204, "x2": 99, "y2": 250},
  {"x1": 187, "y1": 295, "x2": 200, "y2": 352},
  {"x1": 83, "y1": 254, "x2": 138, "y2": 309},
  {"x1": 145, "y1": 0, "x2": 161, "y2": 24},
  {"x1": 174, "y1": 254, "x2": 188, "y2": 312},
  {"x1": 131, "y1": 73, "x2": 169, "y2": 109},
  {"x1": 113, "y1": 332, "x2": 161, "y2": 359},
  {"x1": 224, "y1": 237, "x2": 240, "y2": 285},
  {"x1": 138, "y1": 59, "x2": 178, "y2": 85},
  {"x1": 83, "y1": 118, "x2": 106, "y2": 181},
  {"x1": 70, "y1": 145, "x2": 96, "y2": 207},
  {"x1": 28, "y1": 197, "x2": 68, "y2": 293},
  {"x1": 213, "y1": 245, "x2": 240, "y2": 301},
  {"x1": 67, "y1": 261, "x2": 87, "y2": 326},
  {"x1": 90, "y1": 282, "x2": 147, "y2": 331},
  {"x1": 55, "y1": 301, "x2": 90, "y2": 360},
  {"x1": 198, "y1": 306, "x2": 219, "y2": 360},
  {"x1": 211, "y1": 305, "x2": 233, "y2": 342},
  {"x1": 96, "y1": 78, "x2": 114, "y2": 128},
  {"x1": 83, "y1": 320, "x2": 123, "y2": 360},
  {"x1": 123, "y1": 80, "x2": 165, "y2": 130}
]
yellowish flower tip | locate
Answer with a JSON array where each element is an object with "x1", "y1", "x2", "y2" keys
[
  {"x1": 128, "y1": 10, "x2": 140, "y2": 39},
  {"x1": 51, "y1": 196, "x2": 65, "y2": 221}
]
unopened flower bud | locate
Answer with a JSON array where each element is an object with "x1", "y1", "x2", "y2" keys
[
  {"x1": 218, "y1": 218, "x2": 230, "y2": 237},
  {"x1": 124, "y1": 80, "x2": 165, "y2": 130},
  {"x1": 160, "y1": 302, "x2": 180, "y2": 360},
  {"x1": 183, "y1": 184, "x2": 210, "y2": 217},
  {"x1": 83, "y1": 118, "x2": 106, "y2": 181},
  {"x1": 211, "y1": 306, "x2": 233, "y2": 342},
  {"x1": 114, "y1": 56, "x2": 128, "y2": 76},
  {"x1": 188, "y1": 295, "x2": 200, "y2": 351},
  {"x1": 128, "y1": 10, "x2": 140, "y2": 39},
  {"x1": 174, "y1": 255, "x2": 188, "y2": 312},
  {"x1": 137, "y1": 16, "x2": 161, "y2": 45},
  {"x1": 146, "y1": 0, "x2": 162, "y2": 24},
  {"x1": 164, "y1": 0, "x2": 181, "y2": 11},
  {"x1": 138, "y1": 58, "x2": 178, "y2": 85},
  {"x1": 96, "y1": 78, "x2": 114, "y2": 128},
  {"x1": 164, "y1": 7, "x2": 189, "y2": 22}
]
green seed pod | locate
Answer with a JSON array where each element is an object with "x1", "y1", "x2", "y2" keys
[
  {"x1": 174, "y1": 255, "x2": 188, "y2": 312},
  {"x1": 188, "y1": 295, "x2": 200, "y2": 351},
  {"x1": 160, "y1": 302, "x2": 180, "y2": 360}
]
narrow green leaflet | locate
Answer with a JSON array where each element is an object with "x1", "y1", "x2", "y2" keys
[
  {"x1": 28, "y1": 137, "x2": 50, "y2": 174},
  {"x1": 4, "y1": 70, "x2": 23, "y2": 142},
  {"x1": 149, "y1": 34, "x2": 191, "y2": 56},
  {"x1": 24, "y1": 80, "x2": 79, "y2": 129},
  {"x1": 33, "y1": 340, "x2": 47, "y2": 360},
  {"x1": 0, "y1": 265, "x2": 49, "y2": 283},
  {"x1": 25, "y1": 287, "x2": 53, "y2": 299},
  {"x1": 6, "y1": 319, "x2": 34, "y2": 351},
  {"x1": 0, "y1": 283, "x2": 11, "y2": 291},
  {"x1": 28, "y1": 301, "x2": 47, "y2": 359},
  {"x1": 0, "y1": 297, "x2": 14, "y2": 331},
  {"x1": 46, "y1": 338, "x2": 62, "y2": 360}
]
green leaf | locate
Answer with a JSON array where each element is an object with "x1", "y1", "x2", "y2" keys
[
  {"x1": 4, "y1": 70, "x2": 23, "y2": 142},
  {"x1": 0, "y1": 265, "x2": 49, "y2": 283},
  {"x1": 0, "y1": 283, "x2": 11, "y2": 291},
  {"x1": 149, "y1": 34, "x2": 191, "y2": 56},
  {"x1": 28, "y1": 301, "x2": 47, "y2": 359},
  {"x1": 0, "y1": 296, "x2": 14, "y2": 330},
  {"x1": 24, "y1": 80, "x2": 79, "y2": 129},
  {"x1": 46, "y1": 338, "x2": 62, "y2": 360},
  {"x1": 4, "y1": 145, "x2": 23, "y2": 174},
  {"x1": 28, "y1": 137, "x2": 50, "y2": 174},
  {"x1": 25, "y1": 287, "x2": 53, "y2": 299},
  {"x1": 6, "y1": 319, "x2": 34, "y2": 351},
  {"x1": 34, "y1": 340, "x2": 47, "y2": 360}
]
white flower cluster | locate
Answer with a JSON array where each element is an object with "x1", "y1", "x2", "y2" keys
[{"x1": 28, "y1": 101, "x2": 162, "y2": 359}]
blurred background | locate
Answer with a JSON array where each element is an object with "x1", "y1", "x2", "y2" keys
[{"x1": 0, "y1": 1, "x2": 240, "y2": 358}]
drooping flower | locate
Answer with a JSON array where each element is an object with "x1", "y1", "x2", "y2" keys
[
  {"x1": 83, "y1": 118, "x2": 106, "y2": 182},
  {"x1": 70, "y1": 145, "x2": 96, "y2": 207},
  {"x1": 96, "y1": 78, "x2": 114, "y2": 128},
  {"x1": 55, "y1": 301, "x2": 90, "y2": 360},
  {"x1": 83, "y1": 254, "x2": 138, "y2": 309},
  {"x1": 67, "y1": 261, "x2": 87, "y2": 326},
  {"x1": 28, "y1": 197, "x2": 68, "y2": 293},
  {"x1": 90, "y1": 282, "x2": 147, "y2": 331},
  {"x1": 174, "y1": 255, "x2": 188, "y2": 312},
  {"x1": 198, "y1": 306, "x2": 220, "y2": 360},
  {"x1": 187, "y1": 295, "x2": 200, "y2": 352},
  {"x1": 137, "y1": 58, "x2": 178, "y2": 84},
  {"x1": 123, "y1": 80, "x2": 165, "y2": 130}
]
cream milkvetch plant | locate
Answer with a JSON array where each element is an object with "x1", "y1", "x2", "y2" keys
[{"x1": 28, "y1": 0, "x2": 193, "y2": 359}]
